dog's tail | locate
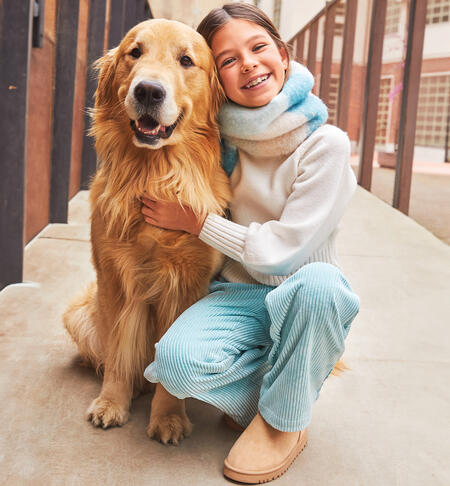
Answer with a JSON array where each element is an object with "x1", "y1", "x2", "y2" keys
[
  {"x1": 63, "y1": 282, "x2": 103, "y2": 373},
  {"x1": 331, "y1": 359, "x2": 349, "y2": 376}
]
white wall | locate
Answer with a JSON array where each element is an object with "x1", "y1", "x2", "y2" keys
[
  {"x1": 381, "y1": 3, "x2": 450, "y2": 63},
  {"x1": 149, "y1": 0, "x2": 224, "y2": 29},
  {"x1": 282, "y1": 1, "x2": 327, "y2": 41},
  {"x1": 423, "y1": 22, "x2": 450, "y2": 59},
  {"x1": 262, "y1": 0, "x2": 372, "y2": 66},
  {"x1": 414, "y1": 146, "x2": 448, "y2": 164},
  {"x1": 256, "y1": 0, "x2": 326, "y2": 42}
]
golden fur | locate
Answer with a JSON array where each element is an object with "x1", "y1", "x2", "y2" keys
[{"x1": 64, "y1": 19, "x2": 230, "y2": 444}]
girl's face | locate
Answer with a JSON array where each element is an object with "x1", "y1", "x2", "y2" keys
[{"x1": 211, "y1": 19, "x2": 288, "y2": 108}]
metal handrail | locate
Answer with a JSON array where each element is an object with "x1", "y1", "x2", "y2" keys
[{"x1": 287, "y1": 0, "x2": 428, "y2": 215}]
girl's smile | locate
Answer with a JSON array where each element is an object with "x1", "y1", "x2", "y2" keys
[
  {"x1": 241, "y1": 73, "x2": 271, "y2": 89},
  {"x1": 211, "y1": 19, "x2": 288, "y2": 107}
]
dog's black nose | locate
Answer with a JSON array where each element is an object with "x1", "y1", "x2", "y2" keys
[{"x1": 134, "y1": 81, "x2": 166, "y2": 107}]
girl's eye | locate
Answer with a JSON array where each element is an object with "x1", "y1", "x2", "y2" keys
[
  {"x1": 221, "y1": 58, "x2": 235, "y2": 67},
  {"x1": 180, "y1": 55, "x2": 194, "y2": 67},
  {"x1": 130, "y1": 47, "x2": 141, "y2": 59},
  {"x1": 253, "y1": 44, "x2": 266, "y2": 51}
]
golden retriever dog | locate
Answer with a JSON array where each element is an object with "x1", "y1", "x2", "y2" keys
[{"x1": 63, "y1": 19, "x2": 231, "y2": 445}]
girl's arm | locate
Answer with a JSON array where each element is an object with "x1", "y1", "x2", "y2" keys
[
  {"x1": 142, "y1": 125, "x2": 356, "y2": 277},
  {"x1": 141, "y1": 197, "x2": 205, "y2": 236},
  {"x1": 198, "y1": 125, "x2": 356, "y2": 276}
]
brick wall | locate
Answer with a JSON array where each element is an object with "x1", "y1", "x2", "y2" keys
[{"x1": 25, "y1": 0, "x2": 57, "y2": 243}]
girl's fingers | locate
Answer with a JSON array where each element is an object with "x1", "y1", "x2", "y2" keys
[
  {"x1": 141, "y1": 196, "x2": 157, "y2": 206},
  {"x1": 141, "y1": 205, "x2": 154, "y2": 216}
]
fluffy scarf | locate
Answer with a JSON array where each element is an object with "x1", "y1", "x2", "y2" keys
[{"x1": 219, "y1": 61, "x2": 328, "y2": 176}]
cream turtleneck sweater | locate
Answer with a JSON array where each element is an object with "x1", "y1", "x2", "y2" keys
[{"x1": 198, "y1": 124, "x2": 356, "y2": 286}]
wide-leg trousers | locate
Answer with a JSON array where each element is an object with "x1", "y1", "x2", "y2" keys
[{"x1": 144, "y1": 262, "x2": 360, "y2": 432}]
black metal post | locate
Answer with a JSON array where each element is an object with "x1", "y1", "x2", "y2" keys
[
  {"x1": 109, "y1": 0, "x2": 125, "y2": 49},
  {"x1": 49, "y1": 0, "x2": 80, "y2": 223},
  {"x1": 0, "y1": 0, "x2": 33, "y2": 290},
  {"x1": 123, "y1": 0, "x2": 152, "y2": 34},
  {"x1": 32, "y1": 0, "x2": 46, "y2": 48},
  {"x1": 80, "y1": 0, "x2": 107, "y2": 189},
  {"x1": 140, "y1": 0, "x2": 153, "y2": 22},
  {"x1": 123, "y1": 0, "x2": 138, "y2": 33}
]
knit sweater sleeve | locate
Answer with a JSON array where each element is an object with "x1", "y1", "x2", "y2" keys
[{"x1": 198, "y1": 125, "x2": 356, "y2": 276}]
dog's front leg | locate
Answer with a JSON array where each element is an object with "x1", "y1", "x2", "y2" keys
[
  {"x1": 87, "y1": 361, "x2": 133, "y2": 428},
  {"x1": 147, "y1": 383, "x2": 193, "y2": 445}
]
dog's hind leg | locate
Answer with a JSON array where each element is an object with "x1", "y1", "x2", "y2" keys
[{"x1": 63, "y1": 282, "x2": 103, "y2": 371}]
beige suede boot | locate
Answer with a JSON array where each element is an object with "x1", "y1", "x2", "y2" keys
[{"x1": 223, "y1": 412, "x2": 308, "y2": 484}]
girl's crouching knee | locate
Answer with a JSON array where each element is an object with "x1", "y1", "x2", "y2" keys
[
  {"x1": 302, "y1": 263, "x2": 360, "y2": 339},
  {"x1": 300, "y1": 263, "x2": 360, "y2": 334},
  {"x1": 267, "y1": 263, "x2": 360, "y2": 339},
  {"x1": 143, "y1": 336, "x2": 212, "y2": 399}
]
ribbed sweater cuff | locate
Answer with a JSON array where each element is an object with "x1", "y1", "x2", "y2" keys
[{"x1": 198, "y1": 214, "x2": 247, "y2": 262}]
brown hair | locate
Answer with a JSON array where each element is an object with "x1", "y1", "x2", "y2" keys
[{"x1": 197, "y1": 2, "x2": 290, "y2": 67}]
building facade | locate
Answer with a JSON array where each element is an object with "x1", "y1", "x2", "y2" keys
[{"x1": 254, "y1": 0, "x2": 450, "y2": 162}]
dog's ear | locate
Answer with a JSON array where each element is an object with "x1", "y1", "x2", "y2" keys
[
  {"x1": 93, "y1": 47, "x2": 118, "y2": 108},
  {"x1": 210, "y1": 64, "x2": 226, "y2": 117}
]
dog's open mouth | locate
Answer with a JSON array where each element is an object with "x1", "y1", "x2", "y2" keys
[{"x1": 130, "y1": 114, "x2": 179, "y2": 145}]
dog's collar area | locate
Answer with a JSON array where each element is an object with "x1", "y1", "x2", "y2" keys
[{"x1": 130, "y1": 114, "x2": 178, "y2": 144}]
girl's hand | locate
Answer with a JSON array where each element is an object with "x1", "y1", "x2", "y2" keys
[{"x1": 141, "y1": 196, "x2": 206, "y2": 236}]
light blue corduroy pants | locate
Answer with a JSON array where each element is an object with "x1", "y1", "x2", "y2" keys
[{"x1": 144, "y1": 262, "x2": 360, "y2": 432}]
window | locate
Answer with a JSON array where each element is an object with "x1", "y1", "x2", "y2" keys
[
  {"x1": 334, "y1": 1, "x2": 346, "y2": 37},
  {"x1": 385, "y1": 0, "x2": 402, "y2": 35},
  {"x1": 416, "y1": 74, "x2": 450, "y2": 147},
  {"x1": 426, "y1": 0, "x2": 450, "y2": 24},
  {"x1": 273, "y1": 0, "x2": 281, "y2": 29},
  {"x1": 376, "y1": 77, "x2": 393, "y2": 144},
  {"x1": 327, "y1": 75, "x2": 340, "y2": 125}
]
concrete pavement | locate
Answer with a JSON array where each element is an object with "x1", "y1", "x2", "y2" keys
[
  {"x1": 1, "y1": 188, "x2": 449, "y2": 485},
  {"x1": 350, "y1": 155, "x2": 450, "y2": 245}
]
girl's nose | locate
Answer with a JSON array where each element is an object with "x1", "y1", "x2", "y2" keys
[{"x1": 241, "y1": 55, "x2": 257, "y2": 73}]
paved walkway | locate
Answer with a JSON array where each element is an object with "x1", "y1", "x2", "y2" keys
[
  {"x1": 351, "y1": 156, "x2": 450, "y2": 245},
  {"x1": 1, "y1": 188, "x2": 449, "y2": 485}
]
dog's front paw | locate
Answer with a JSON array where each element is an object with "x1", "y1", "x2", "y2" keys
[
  {"x1": 146, "y1": 413, "x2": 193, "y2": 445},
  {"x1": 87, "y1": 397, "x2": 130, "y2": 429}
]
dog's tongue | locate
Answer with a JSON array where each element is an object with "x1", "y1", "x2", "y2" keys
[
  {"x1": 136, "y1": 115, "x2": 167, "y2": 135},
  {"x1": 138, "y1": 114, "x2": 159, "y2": 130}
]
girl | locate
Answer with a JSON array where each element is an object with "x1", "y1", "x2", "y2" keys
[{"x1": 142, "y1": 3, "x2": 360, "y2": 483}]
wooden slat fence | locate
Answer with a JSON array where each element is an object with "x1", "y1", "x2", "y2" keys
[
  {"x1": 288, "y1": 0, "x2": 428, "y2": 214},
  {"x1": 0, "y1": 0, "x2": 152, "y2": 290}
]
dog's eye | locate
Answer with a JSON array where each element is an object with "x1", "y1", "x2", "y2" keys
[
  {"x1": 180, "y1": 55, "x2": 194, "y2": 67},
  {"x1": 130, "y1": 47, "x2": 141, "y2": 59}
]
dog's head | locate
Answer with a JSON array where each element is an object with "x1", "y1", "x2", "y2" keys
[{"x1": 93, "y1": 19, "x2": 225, "y2": 150}]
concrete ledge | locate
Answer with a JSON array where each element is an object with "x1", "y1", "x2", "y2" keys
[{"x1": 0, "y1": 189, "x2": 449, "y2": 485}]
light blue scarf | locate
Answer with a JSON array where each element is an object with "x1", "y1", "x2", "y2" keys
[{"x1": 219, "y1": 61, "x2": 328, "y2": 176}]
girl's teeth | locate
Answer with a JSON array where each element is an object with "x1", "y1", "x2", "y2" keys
[{"x1": 246, "y1": 75, "x2": 269, "y2": 88}]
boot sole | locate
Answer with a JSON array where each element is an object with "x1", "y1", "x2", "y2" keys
[{"x1": 223, "y1": 429, "x2": 308, "y2": 484}]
